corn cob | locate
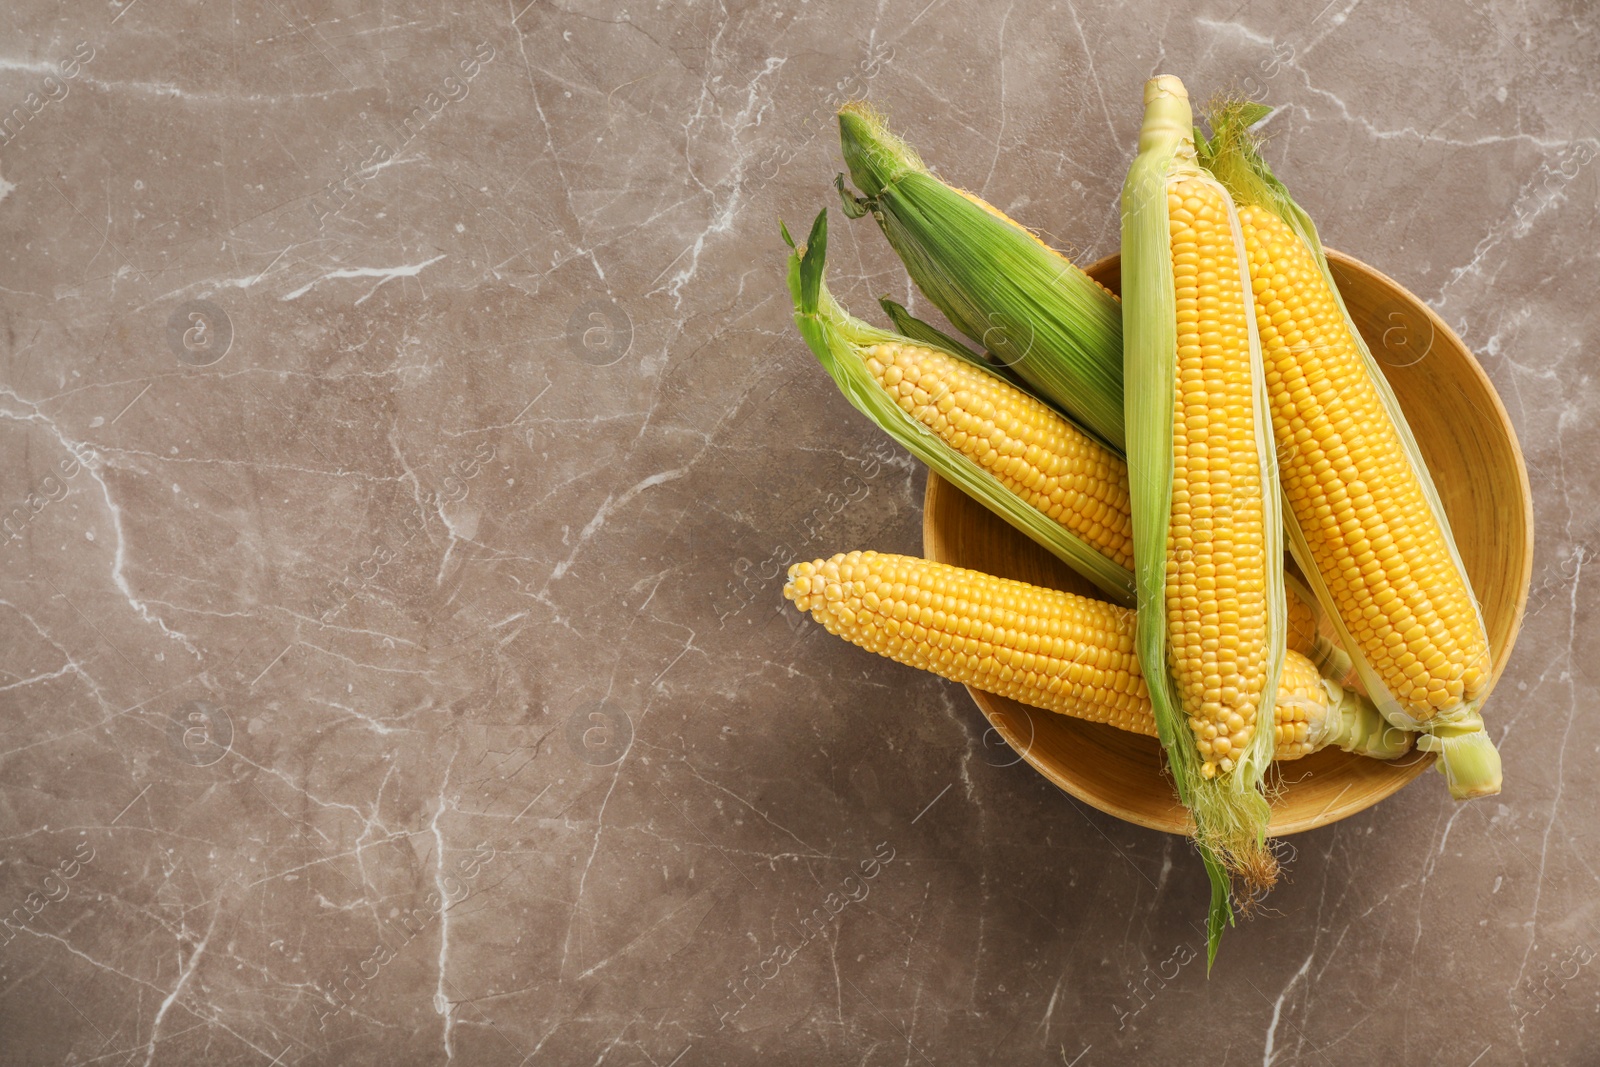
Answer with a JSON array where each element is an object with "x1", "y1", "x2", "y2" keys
[
  {"x1": 1197, "y1": 100, "x2": 1500, "y2": 799},
  {"x1": 784, "y1": 210, "x2": 1136, "y2": 602},
  {"x1": 1122, "y1": 76, "x2": 1287, "y2": 948},
  {"x1": 866, "y1": 340, "x2": 1135, "y2": 568},
  {"x1": 1161, "y1": 172, "x2": 1273, "y2": 781},
  {"x1": 782, "y1": 551, "x2": 1405, "y2": 763},
  {"x1": 835, "y1": 102, "x2": 1126, "y2": 449}
]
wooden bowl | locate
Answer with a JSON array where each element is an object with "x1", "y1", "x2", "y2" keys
[{"x1": 922, "y1": 250, "x2": 1534, "y2": 835}]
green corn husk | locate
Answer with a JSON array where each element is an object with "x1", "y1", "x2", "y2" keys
[
  {"x1": 1302, "y1": 671, "x2": 1414, "y2": 761},
  {"x1": 877, "y1": 296, "x2": 984, "y2": 362},
  {"x1": 836, "y1": 102, "x2": 1127, "y2": 450},
  {"x1": 783, "y1": 209, "x2": 1136, "y2": 605},
  {"x1": 1122, "y1": 77, "x2": 1287, "y2": 966},
  {"x1": 1197, "y1": 99, "x2": 1501, "y2": 799}
]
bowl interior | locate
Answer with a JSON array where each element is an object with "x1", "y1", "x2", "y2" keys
[{"x1": 922, "y1": 249, "x2": 1533, "y2": 835}]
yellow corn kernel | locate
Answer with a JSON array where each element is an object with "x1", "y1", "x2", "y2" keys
[
  {"x1": 1237, "y1": 205, "x2": 1491, "y2": 718},
  {"x1": 1164, "y1": 178, "x2": 1270, "y2": 779}
]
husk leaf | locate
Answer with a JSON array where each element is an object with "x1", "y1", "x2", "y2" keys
[
  {"x1": 877, "y1": 297, "x2": 984, "y2": 363},
  {"x1": 837, "y1": 102, "x2": 1127, "y2": 450}
]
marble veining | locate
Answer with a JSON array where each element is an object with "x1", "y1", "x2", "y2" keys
[{"x1": 0, "y1": 0, "x2": 1595, "y2": 1063}]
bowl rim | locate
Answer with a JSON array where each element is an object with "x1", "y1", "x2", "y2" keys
[{"x1": 922, "y1": 246, "x2": 1534, "y2": 836}]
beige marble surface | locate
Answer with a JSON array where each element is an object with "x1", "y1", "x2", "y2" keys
[{"x1": 0, "y1": 1, "x2": 1594, "y2": 1064}]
